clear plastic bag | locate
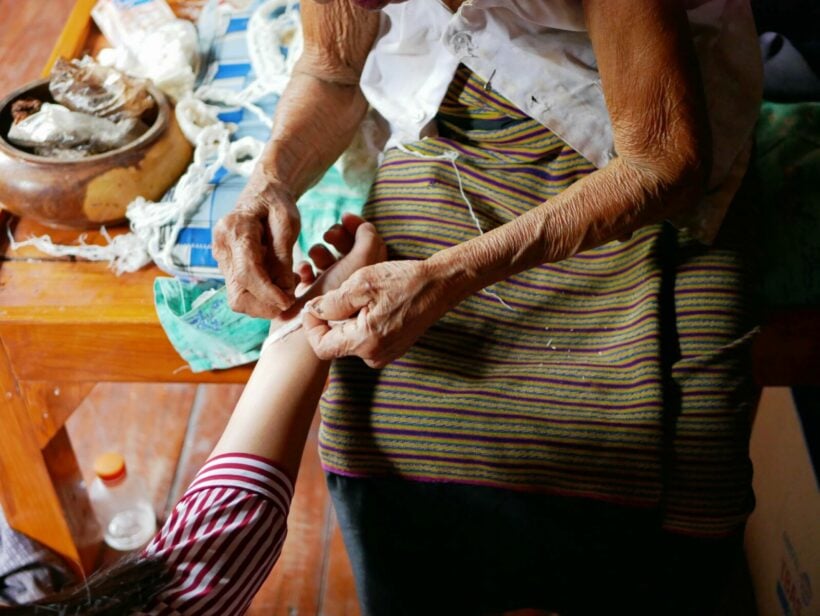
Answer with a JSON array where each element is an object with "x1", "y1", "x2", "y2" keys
[
  {"x1": 7, "y1": 102, "x2": 146, "y2": 158},
  {"x1": 49, "y1": 56, "x2": 155, "y2": 122}
]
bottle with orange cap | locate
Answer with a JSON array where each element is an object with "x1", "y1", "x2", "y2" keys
[{"x1": 89, "y1": 452, "x2": 157, "y2": 551}]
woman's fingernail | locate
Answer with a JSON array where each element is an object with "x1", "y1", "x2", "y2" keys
[{"x1": 308, "y1": 299, "x2": 322, "y2": 315}]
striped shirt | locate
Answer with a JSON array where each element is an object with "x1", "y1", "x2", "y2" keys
[{"x1": 142, "y1": 453, "x2": 294, "y2": 616}]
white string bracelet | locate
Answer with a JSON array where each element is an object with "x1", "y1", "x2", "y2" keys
[{"x1": 260, "y1": 305, "x2": 309, "y2": 355}]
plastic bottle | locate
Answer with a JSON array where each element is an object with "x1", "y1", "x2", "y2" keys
[{"x1": 89, "y1": 452, "x2": 157, "y2": 551}]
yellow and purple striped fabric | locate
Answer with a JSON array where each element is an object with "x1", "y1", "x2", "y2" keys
[{"x1": 319, "y1": 67, "x2": 756, "y2": 537}]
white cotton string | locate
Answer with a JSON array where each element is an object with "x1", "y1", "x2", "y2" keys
[
  {"x1": 194, "y1": 84, "x2": 273, "y2": 129},
  {"x1": 396, "y1": 144, "x2": 484, "y2": 236},
  {"x1": 395, "y1": 143, "x2": 516, "y2": 312},
  {"x1": 247, "y1": 0, "x2": 302, "y2": 94},
  {"x1": 223, "y1": 136, "x2": 265, "y2": 177},
  {"x1": 260, "y1": 306, "x2": 308, "y2": 354},
  {"x1": 192, "y1": 0, "x2": 302, "y2": 129},
  {"x1": 480, "y1": 282, "x2": 517, "y2": 312},
  {"x1": 124, "y1": 123, "x2": 232, "y2": 272},
  {"x1": 6, "y1": 225, "x2": 151, "y2": 272},
  {"x1": 174, "y1": 96, "x2": 225, "y2": 142}
]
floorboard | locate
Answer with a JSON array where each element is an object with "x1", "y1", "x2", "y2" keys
[{"x1": 166, "y1": 383, "x2": 243, "y2": 507}]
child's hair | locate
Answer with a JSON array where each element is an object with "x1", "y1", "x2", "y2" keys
[{"x1": 0, "y1": 554, "x2": 168, "y2": 615}]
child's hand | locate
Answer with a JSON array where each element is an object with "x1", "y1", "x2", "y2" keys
[{"x1": 266, "y1": 214, "x2": 386, "y2": 339}]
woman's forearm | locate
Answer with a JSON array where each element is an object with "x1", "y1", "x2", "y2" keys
[
  {"x1": 259, "y1": 72, "x2": 370, "y2": 199},
  {"x1": 424, "y1": 0, "x2": 711, "y2": 304},
  {"x1": 425, "y1": 156, "x2": 705, "y2": 301}
]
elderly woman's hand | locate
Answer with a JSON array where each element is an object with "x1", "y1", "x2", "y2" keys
[
  {"x1": 303, "y1": 259, "x2": 454, "y2": 368},
  {"x1": 212, "y1": 169, "x2": 301, "y2": 318},
  {"x1": 213, "y1": 1, "x2": 378, "y2": 319}
]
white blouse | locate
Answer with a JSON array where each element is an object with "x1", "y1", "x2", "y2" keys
[{"x1": 359, "y1": 0, "x2": 762, "y2": 243}]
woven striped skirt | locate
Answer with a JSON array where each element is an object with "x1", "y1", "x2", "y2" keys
[{"x1": 319, "y1": 67, "x2": 757, "y2": 536}]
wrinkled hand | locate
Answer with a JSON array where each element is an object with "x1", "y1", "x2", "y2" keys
[
  {"x1": 213, "y1": 170, "x2": 301, "y2": 318},
  {"x1": 303, "y1": 260, "x2": 453, "y2": 368}
]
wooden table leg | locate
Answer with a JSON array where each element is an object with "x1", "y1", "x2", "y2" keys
[
  {"x1": 18, "y1": 381, "x2": 95, "y2": 449},
  {"x1": 0, "y1": 342, "x2": 99, "y2": 575},
  {"x1": 43, "y1": 426, "x2": 102, "y2": 572}
]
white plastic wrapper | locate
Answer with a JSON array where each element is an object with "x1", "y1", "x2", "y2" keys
[
  {"x1": 92, "y1": 0, "x2": 199, "y2": 101},
  {"x1": 135, "y1": 20, "x2": 199, "y2": 100},
  {"x1": 91, "y1": 0, "x2": 177, "y2": 51},
  {"x1": 7, "y1": 103, "x2": 145, "y2": 158}
]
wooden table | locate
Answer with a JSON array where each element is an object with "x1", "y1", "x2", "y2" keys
[{"x1": 0, "y1": 214, "x2": 253, "y2": 573}]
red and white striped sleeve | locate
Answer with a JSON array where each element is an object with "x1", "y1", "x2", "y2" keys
[{"x1": 142, "y1": 453, "x2": 294, "y2": 616}]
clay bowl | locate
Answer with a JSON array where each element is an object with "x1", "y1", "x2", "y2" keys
[{"x1": 0, "y1": 79, "x2": 192, "y2": 229}]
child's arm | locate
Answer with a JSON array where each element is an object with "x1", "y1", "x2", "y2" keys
[
  {"x1": 207, "y1": 215, "x2": 384, "y2": 479},
  {"x1": 208, "y1": 325, "x2": 329, "y2": 480},
  {"x1": 141, "y1": 218, "x2": 382, "y2": 613}
]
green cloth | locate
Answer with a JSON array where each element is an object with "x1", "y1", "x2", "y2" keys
[
  {"x1": 752, "y1": 101, "x2": 820, "y2": 308},
  {"x1": 154, "y1": 164, "x2": 366, "y2": 372},
  {"x1": 154, "y1": 278, "x2": 270, "y2": 372},
  {"x1": 295, "y1": 164, "x2": 367, "y2": 257}
]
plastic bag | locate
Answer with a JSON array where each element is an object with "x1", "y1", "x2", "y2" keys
[
  {"x1": 7, "y1": 103, "x2": 146, "y2": 158},
  {"x1": 91, "y1": 0, "x2": 177, "y2": 52},
  {"x1": 131, "y1": 20, "x2": 199, "y2": 101},
  {"x1": 92, "y1": 0, "x2": 199, "y2": 101},
  {"x1": 49, "y1": 56, "x2": 154, "y2": 122}
]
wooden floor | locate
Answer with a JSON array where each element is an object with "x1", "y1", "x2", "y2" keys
[
  {"x1": 0, "y1": 3, "x2": 757, "y2": 615},
  {"x1": 0, "y1": 0, "x2": 76, "y2": 92}
]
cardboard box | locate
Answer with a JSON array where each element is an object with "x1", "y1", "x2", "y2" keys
[{"x1": 745, "y1": 387, "x2": 820, "y2": 616}]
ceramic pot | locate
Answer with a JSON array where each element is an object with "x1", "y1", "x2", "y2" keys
[{"x1": 0, "y1": 79, "x2": 192, "y2": 229}]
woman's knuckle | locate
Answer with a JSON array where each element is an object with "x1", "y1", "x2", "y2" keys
[
  {"x1": 367, "y1": 356, "x2": 387, "y2": 369},
  {"x1": 226, "y1": 289, "x2": 244, "y2": 310}
]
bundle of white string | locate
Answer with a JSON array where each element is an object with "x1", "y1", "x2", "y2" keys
[{"x1": 193, "y1": 0, "x2": 301, "y2": 129}]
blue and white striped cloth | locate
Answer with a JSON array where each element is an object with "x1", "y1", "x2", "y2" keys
[{"x1": 160, "y1": 1, "x2": 365, "y2": 280}]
